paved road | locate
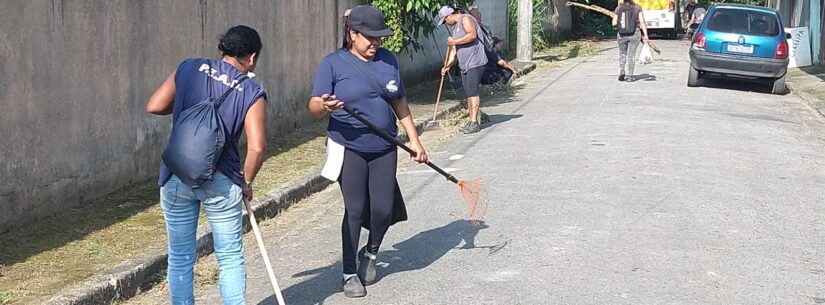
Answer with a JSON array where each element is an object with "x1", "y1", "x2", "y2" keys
[{"x1": 130, "y1": 40, "x2": 825, "y2": 305}]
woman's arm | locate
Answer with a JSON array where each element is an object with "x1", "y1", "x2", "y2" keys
[
  {"x1": 441, "y1": 46, "x2": 457, "y2": 76},
  {"x1": 242, "y1": 97, "x2": 267, "y2": 200},
  {"x1": 146, "y1": 72, "x2": 176, "y2": 115},
  {"x1": 390, "y1": 97, "x2": 427, "y2": 163},
  {"x1": 638, "y1": 9, "x2": 650, "y2": 42}
]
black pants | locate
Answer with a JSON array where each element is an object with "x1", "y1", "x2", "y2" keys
[
  {"x1": 339, "y1": 147, "x2": 398, "y2": 274},
  {"x1": 461, "y1": 65, "x2": 485, "y2": 98}
]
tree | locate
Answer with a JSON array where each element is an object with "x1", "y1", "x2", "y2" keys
[{"x1": 369, "y1": 0, "x2": 475, "y2": 53}]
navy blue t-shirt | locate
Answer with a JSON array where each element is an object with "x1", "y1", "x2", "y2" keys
[
  {"x1": 311, "y1": 48, "x2": 405, "y2": 153},
  {"x1": 159, "y1": 58, "x2": 267, "y2": 187}
]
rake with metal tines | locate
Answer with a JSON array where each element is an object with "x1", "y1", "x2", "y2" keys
[{"x1": 341, "y1": 106, "x2": 489, "y2": 222}]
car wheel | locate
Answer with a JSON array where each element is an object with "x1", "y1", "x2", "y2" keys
[
  {"x1": 771, "y1": 75, "x2": 787, "y2": 95},
  {"x1": 687, "y1": 65, "x2": 700, "y2": 87}
]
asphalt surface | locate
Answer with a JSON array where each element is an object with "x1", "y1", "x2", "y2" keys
[{"x1": 128, "y1": 40, "x2": 825, "y2": 305}]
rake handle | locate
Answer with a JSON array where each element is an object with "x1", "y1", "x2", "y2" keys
[{"x1": 341, "y1": 106, "x2": 459, "y2": 184}]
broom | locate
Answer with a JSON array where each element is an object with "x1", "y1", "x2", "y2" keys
[
  {"x1": 424, "y1": 47, "x2": 452, "y2": 131},
  {"x1": 424, "y1": 26, "x2": 456, "y2": 131},
  {"x1": 341, "y1": 106, "x2": 488, "y2": 222}
]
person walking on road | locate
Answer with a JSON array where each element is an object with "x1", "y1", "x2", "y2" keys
[
  {"x1": 307, "y1": 5, "x2": 428, "y2": 298},
  {"x1": 438, "y1": 5, "x2": 488, "y2": 134},
  {"x1": 146, "y1": 25, "x2": 267, "y2": 305},
  {"x1": 612, "y1": 0, "x2": 650, "y2": 82}
]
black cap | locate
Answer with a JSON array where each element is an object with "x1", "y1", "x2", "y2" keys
[{"x1": 346, "y1": 5, "x2": 394, "y2": 37}]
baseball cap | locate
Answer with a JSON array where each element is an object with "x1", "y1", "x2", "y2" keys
[
  {"x1": 437, "y1": 6, "x2": 455, "y2": 25},
  {"x1": 346, "y1": 5, "x2": 394, "y2": 37}
]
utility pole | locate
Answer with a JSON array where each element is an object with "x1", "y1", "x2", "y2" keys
[{"x1": 517, "y1": 0, "x2": 533, "y2": 62}]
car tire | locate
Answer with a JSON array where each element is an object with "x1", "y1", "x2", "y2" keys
[
  {"x1": 771, "y1": 75, "x2": 787, "y2": 95},
  {"x1": 687, "y1": 65, "x2": 700, "y2": 87}
]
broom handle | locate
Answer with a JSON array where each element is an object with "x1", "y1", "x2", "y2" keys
[
  {"x1": 243, "y1": 198, "x2": 286, "y2": 305},
  {"x1": 342, "y1": 106, "x2": 459, "y2": 184},
  {"x1": 431, "y1": 45, "x2": 451, "y2": 121},
  {"x1": 431, "y1": 75, "x2": 446, "y2": 121}
]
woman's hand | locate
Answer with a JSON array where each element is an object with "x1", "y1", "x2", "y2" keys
[
  {"x1": 320, "y1": 94, "x2": 344, "y2": 112},
  {"x1": 447, "y1": 36, "x2": 456, "y2": 46},
  {"x1": 642, "y1": 35, "x2": 649, "y2": 43},
  {"x1": 441, "y1": 66, "x2": 450, "y2": 76},
  {"x1": 410, "y1": 141, "x2": 428, "y2": 163}
]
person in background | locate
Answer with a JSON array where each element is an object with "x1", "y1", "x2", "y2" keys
[
  {"x1": 438, "y1": 5, "x2": 488, "y2": 134},
  {"x1": 612, "y1": 0, "x2": 650, "y2": 82},
  {"x1": 308, "y1": 5, "x2": 428, "y2": 298},
  {"x1": 481, "y1": 36, "x2": 519, "y2": 86},
  {"x1": 146, "y1": 25, "x2": 267, "y2": 305}
]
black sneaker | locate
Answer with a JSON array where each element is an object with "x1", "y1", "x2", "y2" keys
[
  {"x1": 463, "y1": 122, "x2": 481, "y2": 134},
  {"x1": 343, "y1": 276, "x2": 367, "y2": 298},
  {"x1": 357, "y1": 247, "x2": 377, "y2": 286},
  {"x1": 618, "y1": 72, "x2": 626, "y2": 81},
  {"x1": 459, "y1": 121, "x2": 473, "y2": 133}
]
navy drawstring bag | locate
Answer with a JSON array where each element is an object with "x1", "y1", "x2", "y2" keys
[{"x1": 162, "y1": 60, "x2": 247, "y2": 188}]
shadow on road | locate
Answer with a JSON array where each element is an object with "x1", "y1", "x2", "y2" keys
[
  {"x1": 698, "y1": 76, "x2": 773, "y2": 94},
  {"x1": 483, "y1": 114, "x2": 524, "y2": 129},
  {"x1": 263, "y1": 220, "x2": 488, "y2": 305},
  {"x1": 633, "y1": 73, "x2": 657, "y2": 81}
]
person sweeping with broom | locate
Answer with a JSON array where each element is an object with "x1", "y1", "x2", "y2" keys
[
  {"x1": 307, "y1": 5, "x2": 428, "y2": 298},
  {"x1": 438, "y1": 5, "x2": 488, "y2": 134}
]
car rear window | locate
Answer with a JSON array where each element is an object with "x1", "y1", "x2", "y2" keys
[{"x1": 706, "y1": 8, "x2": 780, "y2": 36}]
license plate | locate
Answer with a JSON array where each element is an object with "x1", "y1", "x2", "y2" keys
[{"x1": 727, "y1": 44, "x2": 754, "y2": 54}]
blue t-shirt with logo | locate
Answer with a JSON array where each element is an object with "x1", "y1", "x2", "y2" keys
[
  {"x1": 159, "y1": 58, "x2": 267, "y2": 187},
  {"x1": 311, "y1": 48, "x2": 405, "y2": 153}
]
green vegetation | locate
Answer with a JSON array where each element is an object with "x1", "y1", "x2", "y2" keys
[{"x1": 370, "y1": 0, "x2": 475, "y2": 53}]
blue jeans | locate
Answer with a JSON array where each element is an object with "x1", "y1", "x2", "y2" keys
[{"x1": 161, "y1": 173, "x2": 246, "y2": 305}]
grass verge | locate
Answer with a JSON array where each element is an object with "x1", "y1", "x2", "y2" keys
[{"x1": 0, "y1": 121, "x2": 328, "y2": 305}]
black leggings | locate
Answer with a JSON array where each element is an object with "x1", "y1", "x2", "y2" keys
[{"x1": 339, "y1": 147, "x2": 397, "y2": 274}]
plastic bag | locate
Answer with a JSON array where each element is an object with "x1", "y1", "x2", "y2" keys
[{"x1": 638, "y1": 43, "x2": 654, "y2": 65}]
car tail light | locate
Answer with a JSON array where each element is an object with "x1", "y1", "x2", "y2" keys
[
  {"x1": 775, "y1": 40, "x2": 789, "y2": 59},
  {"x1": 692, "y1": 33, "x2": 706, "y2": 51}
]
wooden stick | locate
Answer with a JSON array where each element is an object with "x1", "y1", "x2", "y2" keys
[{"x1": 244, "y1": 198, "x2": 286, "y2": 305}]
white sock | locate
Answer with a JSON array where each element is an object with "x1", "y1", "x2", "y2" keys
[{"x1": 343, "y1": 273, "x2": 357, "y2": 281}]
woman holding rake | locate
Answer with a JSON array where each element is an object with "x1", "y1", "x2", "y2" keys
[{"x1": 307, "y1": 5, "x2": 428, "y2": 298}]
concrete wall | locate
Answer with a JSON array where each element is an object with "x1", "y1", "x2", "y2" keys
[
  {"x1": 0, "y1": 0, "x2": 510, "y2": 232},
  {"x1": 0, "y1": 0, "x2": 339, "y2": 232}
]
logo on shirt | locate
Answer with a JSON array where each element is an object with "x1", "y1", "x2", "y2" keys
[
  {"x1": 198, "y1": 63, "x2": 245, "y2": 92},
  {"x1": 385, "y1": 80, "x2": 399, "y2": 93}
]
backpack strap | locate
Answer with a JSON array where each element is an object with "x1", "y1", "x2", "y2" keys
[
  {"x1": 206, "y1": 60, "x2": 213, "y2": 99},
  {"x1": 214, "y1": 75, "x2": 249, "y2": 108}
]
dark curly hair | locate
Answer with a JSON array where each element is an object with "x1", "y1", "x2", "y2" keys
[{"x1": 218, "y1": 25, "x2": 262, "y2": 58}]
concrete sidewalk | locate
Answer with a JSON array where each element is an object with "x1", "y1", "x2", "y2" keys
[
  {"x1": 787, "y1": 65, "x2": 825, "y2": 116},
  {"x1": 44, "y1": 61, "x2": 537, "y2": 305}
]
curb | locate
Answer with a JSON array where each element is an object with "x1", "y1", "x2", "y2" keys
[
  {"x1": 787, "y1": 80, "x2": 825, "y2": 118},
  {"x1": 45, "y1": 62, "x2": 540, "y2": 305}
]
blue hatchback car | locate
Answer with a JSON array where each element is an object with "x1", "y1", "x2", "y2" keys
[{"x1": 688, "y1": 4, "x2": 790, "y2": 94}]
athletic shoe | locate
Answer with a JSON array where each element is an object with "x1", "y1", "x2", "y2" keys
[
  {"x1": 463, "y1": 121, "x2": 481, "y2": 134},
  {"x1": 357, "y1": 247, "x2": 377, "y2": 286},
  {"x1": 618, "y1": 72, "x2": 626, "y2": 81},
  {"x1": 343, "y1": 276, "x2": 367, "y2": 298}
]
